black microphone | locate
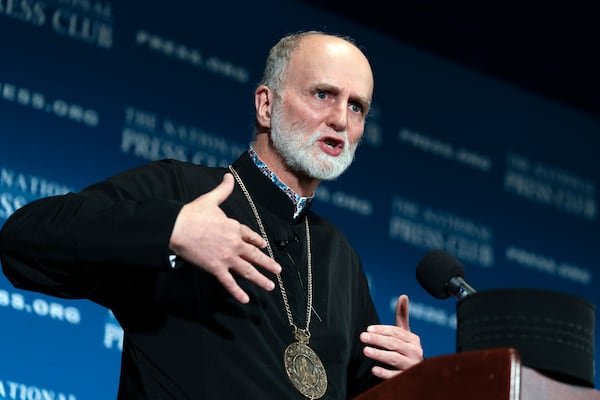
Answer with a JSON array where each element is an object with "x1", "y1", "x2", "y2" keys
[
  {"x1": 275, "y1": 239, "x2": 290, "y2": 250},
  {"x1": 273, "y1": 226, "x2": 297, "y2": 250},
  {"x1": 416, "y1": 249, "x2": 477, "y2": 299}
]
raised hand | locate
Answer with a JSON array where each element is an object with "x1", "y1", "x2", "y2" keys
[
  {"x1": 360, "y1": 294, "x2": 424, "y2": 379},
  {"x1": 169, "y1": 173, "x2": 281, "y2": 303}
]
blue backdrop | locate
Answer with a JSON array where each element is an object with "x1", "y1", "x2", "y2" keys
[{"x1": 1, "y1": 1, "x2": 598, "y2": 398}]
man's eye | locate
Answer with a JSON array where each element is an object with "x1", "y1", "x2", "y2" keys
[
  {"x1": 315, "y1": 90, "x2": 328, "y2": 100},
  {"x1": 349, "y1": 103, "x2": 362, "y2": 114}
]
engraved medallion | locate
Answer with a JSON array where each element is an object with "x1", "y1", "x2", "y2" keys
[{"x1": 284, "y1": 342, "x2": 328, "y2": 399}]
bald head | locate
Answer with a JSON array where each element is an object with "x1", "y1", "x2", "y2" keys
[{"x1": 259, "y1": 31, "x2": 374, "y2": 103}]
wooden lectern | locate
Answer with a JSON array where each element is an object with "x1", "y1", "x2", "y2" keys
[{"x1": 352, "y1": 348, "x2": 600, "y2": 400}]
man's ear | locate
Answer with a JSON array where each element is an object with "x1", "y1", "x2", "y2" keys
[{"x1": 255, "y1": 85, "x2": 273, "y2": 129}]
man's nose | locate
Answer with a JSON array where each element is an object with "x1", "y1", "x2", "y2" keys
[{"x1": 327, "y1": 102, "x2": 348, "y2": 131}]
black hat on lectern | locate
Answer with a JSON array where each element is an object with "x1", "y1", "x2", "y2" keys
[{"x1": 456, "y1": 288, "x2": 596, "y2": 388}]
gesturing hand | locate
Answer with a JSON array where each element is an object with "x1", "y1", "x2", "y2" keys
[
  {"x1": 169, "y1": 173, "x2": 281, "y2": 304},
  {"x1": 360, "y1": 294, "x2": 424, "y2": 379}
]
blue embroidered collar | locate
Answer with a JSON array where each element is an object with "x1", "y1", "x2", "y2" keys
[{"x1": 248, "y1": 146, "x2": 313, "y2": 219}]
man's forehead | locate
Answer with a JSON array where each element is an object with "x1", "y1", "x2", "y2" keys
[{"x1": 287, "y1": 36, "x2": 373, "y2": 96}]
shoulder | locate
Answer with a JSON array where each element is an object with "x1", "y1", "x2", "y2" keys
[
  {"x1": 149, "y1": 159, "x2": 226, "y2": 177},
  {"x1": 161, "y1": 159, "x2": 234, "y2": 195},
  {"x1": 89, "y1": 159, "x2": 230, "y2": 201},
  {"x1": 134, "y1": 159, "x2": 229, "y2": 186}
]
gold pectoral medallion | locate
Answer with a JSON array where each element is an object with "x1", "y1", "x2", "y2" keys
[{"x1": 283, "y1": 330, "x2": 327, "y2": 399}]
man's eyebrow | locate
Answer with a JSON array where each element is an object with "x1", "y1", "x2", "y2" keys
[
  {"x1": 312, "y1": 82, "x2": 371, "y2": 110},
  {"x1": 354, "y1": 95, "x2": 371, "y2": 111}
]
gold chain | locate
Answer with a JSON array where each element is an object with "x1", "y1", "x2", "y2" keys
[{"x1": 228, "y1": 166, "x2": 313, "y2": 339}]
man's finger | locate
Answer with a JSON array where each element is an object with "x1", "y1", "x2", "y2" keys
[
  {"x1": 240, "y1": 224, "x2": 268, "y2": 249},
  {"x1": 217, "y1": 271, "x2": 250, "y2": 304},
  {"x1": 234, "y1": 261, "x2": 277, "y2": 292},
  {"x1": 238, "y1": 241, "x2": 282, "y2": 275},
  {"x1": 395, "y1": 294, "x2": 410, "y2": 330},
  {"x1": 204, "y1": 173, "x2": 235, "y2": 205}
]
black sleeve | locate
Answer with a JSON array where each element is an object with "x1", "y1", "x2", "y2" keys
[{"x1": 0, "y1": 159, "x2": 187, "y2": 301}]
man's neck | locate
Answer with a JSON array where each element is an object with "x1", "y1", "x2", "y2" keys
[
  {"x1": 251, "y1": 136, "x2": 320, "y2": 197},
  {"x1": 248, "y1": 145, "x2": 314, "y2": 220}
]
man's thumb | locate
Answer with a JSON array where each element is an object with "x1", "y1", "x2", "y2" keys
[
  {"x1": 208, "y1": 173, "x2": 235, "y2": 205},
  {"x1": 395, "y1": 294, "x2": 410, "y2": 330}
]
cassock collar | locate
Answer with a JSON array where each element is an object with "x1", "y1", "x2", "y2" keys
[{"x1": 231, "y1": 152, "x2": 312, "y2": 223}]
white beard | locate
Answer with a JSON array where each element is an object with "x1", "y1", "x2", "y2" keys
[{"x1": 269, "y1": 100, "x2": 358, "y2": 181}]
